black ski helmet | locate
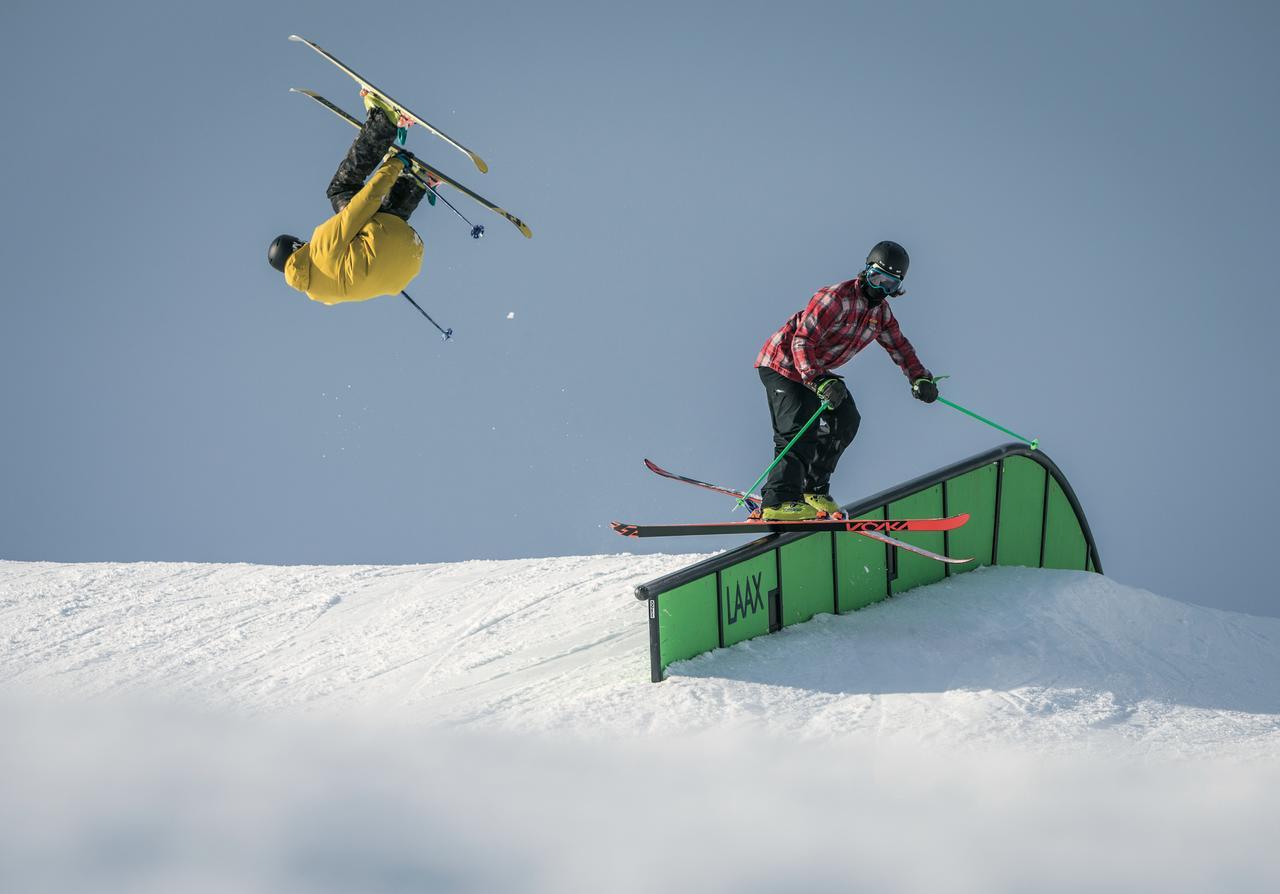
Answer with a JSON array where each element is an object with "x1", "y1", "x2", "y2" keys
[
  {"x1": 268, "y1": 234, "x2": 304, "y2": 273},
  {"x1": 866, "y1": 240, "x2": 909, "y2": 279}
]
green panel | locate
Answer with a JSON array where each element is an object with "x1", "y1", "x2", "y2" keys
[
  {"x1": 780, "y1": 533, "x2": 835, "y2": 627},
  {"x1": 656, "y1": 576, "x2": 720, "y2": 675},
  {"x1": 720, "y1": 552, "x2": 777, "y2": 647},
  {"x1": 996, "y1": 456, "x2": 1047, "y2": 567},
  {"x1": 1042, "y1": 477, "x2": 1088, "y2": 570},
  {"x1": 889, "y1": 485, "x2": 946, "y2": 594},
  {"x1": 943, "y1": 464, "x2": 997, "y2": 573},
  {"x1": 836, "y1": 507, "x2": 888, "y2": 613}
]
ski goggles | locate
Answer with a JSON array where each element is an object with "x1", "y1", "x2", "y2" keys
[{"x1": 864, "y1": 265, "x2": 903, "y2": 293}]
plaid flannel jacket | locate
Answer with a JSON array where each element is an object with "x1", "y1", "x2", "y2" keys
[{"x1": 754, "y1": 277, "x2": 929, "y2": 386}]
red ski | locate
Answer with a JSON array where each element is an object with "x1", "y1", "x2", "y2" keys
[{"x1": 610, "y1": 514, "x2": 970, "y2": 539}]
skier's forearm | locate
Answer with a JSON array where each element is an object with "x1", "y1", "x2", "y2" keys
[
  {"x1": 791, "y1": 337, "x2": 825, "y2": 383},
  {"x1": 306, "y1": 161, "x2": 402, "y2": 276},
  {"x1": 897, "y1": 346, "x2": 928, "y2": 381},
  {"x1": 335, "y1": 161, "x2": 401, "y2": 238},
  {"x1": 878, "y1": 318, "x2": 927, "y2": 381},
  {"x1": 895, "y1": 352, "x2": 928, "y2": 381}
]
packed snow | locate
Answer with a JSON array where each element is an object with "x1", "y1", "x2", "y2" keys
[{"x1": 2, "y1": 555, "x2": 1278, "y2": 892}]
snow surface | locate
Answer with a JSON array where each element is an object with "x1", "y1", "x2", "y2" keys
[{"x1": 2, "y1": 556, "x2": 1279, "y2": 892}]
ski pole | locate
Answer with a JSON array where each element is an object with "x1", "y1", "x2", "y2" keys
[
  {"x1": 935, "y1": 396, "x2": 1038, "y2": 450},
  {"x1": 734, "y1": 401, "x2": 830, "y2": 510},
  {"x1": 400, "y1": 290, "x2": 453, "y2": 340},
  {"x1": 424, "y1": 182, "x2": 486, "y2": 240},
  {"x1": 403, "y1": 164, "x2": 486, "y2": 240}
]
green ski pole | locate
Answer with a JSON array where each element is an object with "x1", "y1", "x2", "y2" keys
[
  {"x1": 934, "y1": 393, "x2": 1039, "y2": 450},
  {"x1": 735, "y1": 401, "x2": 830, "y2": 510}
]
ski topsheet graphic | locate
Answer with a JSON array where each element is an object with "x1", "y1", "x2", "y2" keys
[
  {"x1": 290, "y1": 89, "x2": 532, "y2": 239},
  {"x1": 290, "y1": 34, "x2": 489, "y2": 174}
]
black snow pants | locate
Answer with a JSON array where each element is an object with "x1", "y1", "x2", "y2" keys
[
  {"x1": 758, "y1": 366, "x2": 861, "y2": 507},
  {"x1": 326, "y1": 107, "x2": 428, "y2": 222}
]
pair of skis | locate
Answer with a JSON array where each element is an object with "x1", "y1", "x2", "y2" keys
[
  {"x1": 613, "y1": 460, "x2": 974, "y2": 565},
  {"x1": 289, "y1": 35, "x2": 531, "y2": 240}
]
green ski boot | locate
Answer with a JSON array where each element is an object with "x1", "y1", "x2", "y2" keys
[
  {"x1": 761, "y1": 501, "x2": 819, "y2": 522},
  {"x1": 804, "y1": 493, "x2": 842, "y2": 518},
  {"x1": 362, "y1": 89, "x2": 410, "y2": 142}
]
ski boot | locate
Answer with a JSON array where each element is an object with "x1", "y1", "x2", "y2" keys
[
  {"x1": 361, "y1": 88, "x2": 413, "y2": 142},
  {"x1": 760, "y1": 501, "x2": 819, "y2": 522},
  {"x1": 803, "y1": 493, "x2": 843, "y2": 519}
]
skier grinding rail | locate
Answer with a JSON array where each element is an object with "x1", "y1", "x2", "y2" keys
[
  {"x1": 267, "y1": 97, "x2": 431, "y2": 306},
  {"x1": 753, "y1": 240, "x2": 938, "y2": 521}
]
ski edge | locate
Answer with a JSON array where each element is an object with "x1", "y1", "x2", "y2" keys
[
  {"x1": 609, "y1": 521, "x2": 972, "y2": 564},
  {"x1": 609, "y1": 513, "x2": 970, "y2": 538}
]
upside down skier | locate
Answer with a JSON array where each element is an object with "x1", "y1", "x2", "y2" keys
[
  {"x1": 753, "y1": 240, "x2": 938, "y2": 521},
  {"x1": 267, "y1": 98, "x2": 434, "y2": 304}
]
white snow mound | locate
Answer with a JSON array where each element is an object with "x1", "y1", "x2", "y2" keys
[
  {"x1": 2, "y1": 557, "x2": 1279, "y2": 893},
  {"x1": 2, "y1": 557, "x2": 1278, "y2": 753}
]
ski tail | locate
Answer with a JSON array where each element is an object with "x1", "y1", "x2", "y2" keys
[
  {"x1": 642, "y1": 459, "x2": 761, "y2": 512},
  {"x1": 854, "y1": 528, "x2": 974, "y2": 565}
]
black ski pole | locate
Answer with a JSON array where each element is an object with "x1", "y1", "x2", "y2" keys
[
  {"x1": 408, "y1": 170, "x2": 485, "y2": 240},
  {"x1": 400, "y1": 290, "x2": 453, "y2": 341}
]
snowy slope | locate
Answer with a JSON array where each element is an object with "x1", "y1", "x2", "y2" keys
[
  {"x1": 4, "y1": 557, "x2": 1278, "y2": 754},
  {"x1": 2, "y1": 556, "x2": 1279, "y2": 893}
]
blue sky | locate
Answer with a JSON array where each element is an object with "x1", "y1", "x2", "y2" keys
[{"x1": 1, "y1": 0, "x2": 1277, "y2": 616}]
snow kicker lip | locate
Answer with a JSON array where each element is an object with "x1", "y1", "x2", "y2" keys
[{"x1": 610, "y1": 514, "x2": 970, "y2": 538}]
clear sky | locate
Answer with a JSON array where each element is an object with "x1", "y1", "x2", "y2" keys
[{"x1": 2, "y1": 1, "x2": 1277, "y2": 616}]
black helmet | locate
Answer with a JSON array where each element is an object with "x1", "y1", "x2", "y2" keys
[
  {"x1": 268, "y1": 234, "x2": 304, "y2": 273},
  {"x1": 866, "y1": 240, "x2": 909, "y2": 279}
]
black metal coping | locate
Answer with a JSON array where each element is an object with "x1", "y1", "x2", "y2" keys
[{"x1": 634, "y1": 442, "x2": 1102, "y2": 600}]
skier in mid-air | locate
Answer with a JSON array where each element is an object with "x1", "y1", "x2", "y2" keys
[
  {"x1": 268, "y1": 99, "x2": 431, "y2": 305},
  {"x1": 753, "y1": 240, "x2": 938, "y2": 521}
]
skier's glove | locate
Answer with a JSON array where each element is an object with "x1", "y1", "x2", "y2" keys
[
  {"x1": 390, "y1": 148, "x2": 417, "y2": 172},
  {"x1": 813, "y1": 375, "x2": 849, "y2": 410},
  {"x1": 912, "y1": 378, "x2": 939, "y2": 404}
]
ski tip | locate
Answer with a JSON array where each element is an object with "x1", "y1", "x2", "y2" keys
[
  {"x1": 954, "y1": 512, "x2": 971, "y2": 526},
  {"x1": 470, "y1": 153, "x2": 489, "y2": 174},
  {"x1": 643, "y1": 458, "x2": 660, "y2": 471},
  {"x1": 610, "y1": 522, "x2": 639, "y2": 538},
  {"x1": 288, "y1": 34, "x2": 308, "y2": 43}
]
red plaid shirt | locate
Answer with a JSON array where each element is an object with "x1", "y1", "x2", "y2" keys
[{"x1": 755, "y1": 276, "x2": 929, "y2": 385}]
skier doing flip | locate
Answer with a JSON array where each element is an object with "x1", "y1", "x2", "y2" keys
[
  {"x1": 753, "y1": 241, "x2": 939, "y2": 521},
  {"x1": 267, "y1": 99, "x2": 430, "y2": 304}
]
